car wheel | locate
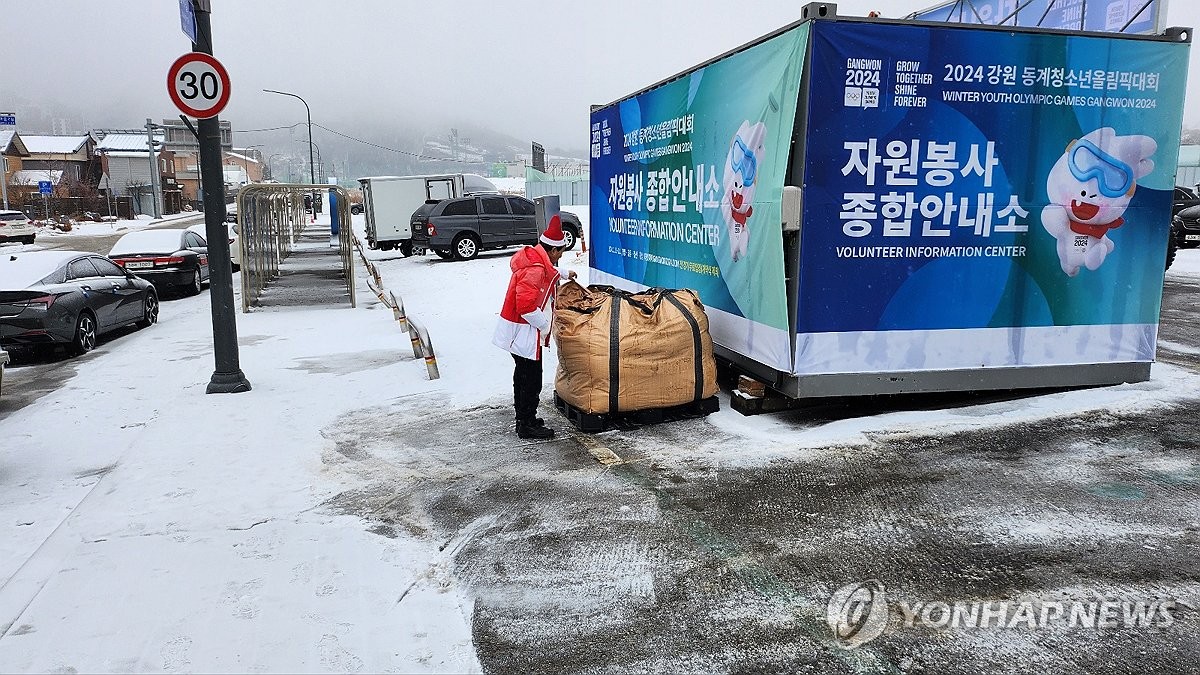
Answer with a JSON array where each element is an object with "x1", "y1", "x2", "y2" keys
[
  {"x1": 561, "y1": 227, "x2": 577, "y2": 251},
  {"x1": 400, "y1": 240, "x2": 414, "y2": 257},
  {"x1": 433, "y1": 248, "x2": 455, "y2": 260},
  {"x1": 137, "y1": 291, "x2": 159, "y2": 328},
  {"x1": 453, "y1": 234, "x2": 480, "y2": 261},
  {"x1": 1166, "y1": 232, "x2": 1178, "y2": 271},
  {"x1": 22, "y1": 235, "x2": 35, "y2": 245},
  {"x1": 183, "y1": 269, "x2": 202, "y2": 296},
  {"x1": 70, "y1": 312, "x2": 97, "y2": 356}
]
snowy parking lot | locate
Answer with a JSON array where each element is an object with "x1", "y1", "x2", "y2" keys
[{"x1": 0, "y1": 215, "x2": 1198, "y2": 672}]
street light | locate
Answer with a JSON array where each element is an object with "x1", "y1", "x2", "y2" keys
[
  {"x1": 237, "y1": 144, "x2": 263, "y2": 185},
  {"x1": 262, "y1": 89, "x2": 314, "y2": 187},
  {"x1": 298, "y1": 139, "x2": 323, "y2": 182},
  {"x1": 263, "y1": 88, "x2": 318, "y2": 219},
  {"x1": 267, "y1": 153, "x2": 284, "y2": 181}
]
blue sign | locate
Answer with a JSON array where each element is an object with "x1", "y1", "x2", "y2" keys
[
  {"x1": 179, "y1": 0, "x2": 198, "y2": 44},
  {"x1": 911, "y1": 0, "x2": 1162, "y2": 35},
  {"x1": 589, "y1": 25, "x2": 810, "y2": 372},
  {"x1": 38, "y1": 181, "x2": 52, "y2": 195},
  {"x1": 792, "y1": 20, "x2": 1188, "y2": 376},
  {"x1": 0, "y1": 114, "x2": 15, "y2": 126}
]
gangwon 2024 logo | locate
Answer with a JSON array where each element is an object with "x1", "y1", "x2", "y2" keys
[{"x1": 826, "y1": 580, "x2": 890, "y2": 649}]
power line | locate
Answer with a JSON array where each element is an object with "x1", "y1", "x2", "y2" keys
[
  {"x1": 235, "y1": 120, "x2": 491, "y2": 166},
  {"x1": 234, "y1": 122, "x2": 308, "y2": 133}
]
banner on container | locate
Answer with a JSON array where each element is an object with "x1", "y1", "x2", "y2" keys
[
  {"x1": 589, "y1": 25, "x2": 809, "y2": 372},
  {"x1": 797, "y1": 21, "x2": 1189, "y2": 375}
]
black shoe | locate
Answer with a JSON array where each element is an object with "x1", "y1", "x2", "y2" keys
[
  {"x1": 516, "y1": 417, "x2": 546, "y2": 427},
  {"x1": 517, "y1": 423, "x2": 555, "y2": 440}
]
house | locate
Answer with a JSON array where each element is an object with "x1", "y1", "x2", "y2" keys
[
  {"x1": 92, "y1": 130, "x2": 180, "y2": 216},
  {"x1": 160, "y1": 118, "x2": 232, "y2": 203},
  {"x1": 18, "y1": 134, "x2": 98, "y2": 187},
  {"x1": 0, "y1": 130, "x2": 31, "y2": 209},
  {"x1": 225, "y1": 149, "x2": 264, "y2": 187}
]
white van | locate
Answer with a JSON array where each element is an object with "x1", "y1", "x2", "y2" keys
[{"x1": 358, "y1": 173, "x2": 497, "y2": 255}]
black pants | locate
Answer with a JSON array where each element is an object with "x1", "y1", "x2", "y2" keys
[{"x1": 512, "y1": 354, "x2": 542, "y2": 425}]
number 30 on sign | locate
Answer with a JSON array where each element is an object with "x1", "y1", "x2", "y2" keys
[{"x1": 167, "y1": 52, "x2": 231, "y2": 119}]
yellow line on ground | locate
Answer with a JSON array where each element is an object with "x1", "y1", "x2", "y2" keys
[{"x1": 573, "y1": 433, "x2": 624, "y2": 466}]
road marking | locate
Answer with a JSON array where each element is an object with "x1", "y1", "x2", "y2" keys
[{"x1": 573, "y1": 433, "x2": 624, "y2": 466}]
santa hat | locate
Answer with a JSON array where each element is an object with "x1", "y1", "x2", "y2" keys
[{"x1": 540, "y1": 214, "x2": 568, "y2": 247}]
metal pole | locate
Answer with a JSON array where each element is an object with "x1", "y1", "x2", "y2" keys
[
  {"x1": 146, "y1": 118, "x2": 162, "y2": 218},
  {"x1": 262, "y1": 88, "x2": 315, "y2": 219},
  {"x1": 193, "y1": 0, "x2": 251, "y2": 394}
]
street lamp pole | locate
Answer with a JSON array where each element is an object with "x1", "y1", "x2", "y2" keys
[
  {"x1": 263, "y1": 88, "x2": 314, "y2": 188},
  {"x1": 267, "y1": 153, "x2": 283, "y2": 181},
  {"x1": 239, "y1": 144, "x2": 263, "y2": 185}
]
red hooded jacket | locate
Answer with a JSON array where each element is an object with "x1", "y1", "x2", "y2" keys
[{"x1": 492, "y1": 245, "x2": 566, "y2": 360}]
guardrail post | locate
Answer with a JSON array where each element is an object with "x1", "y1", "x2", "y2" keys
[
  {"x1": 416, "y1": 323, "x2": 440, "y2": 380},
  {"x1": 389, "y1": 291, "x2": 409, "y2": 333}
]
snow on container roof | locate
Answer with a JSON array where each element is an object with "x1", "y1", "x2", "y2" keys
[
  {"x1": 110, "y1": 230, "x2": 187, "y2": 256},
  {"x1": 20, "y1": 135, "x2": 89, "y2": 155},
  {"x1": 0, "y1": 251, "x2": 84, "y2": 289}
]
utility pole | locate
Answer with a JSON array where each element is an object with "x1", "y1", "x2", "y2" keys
[
  {"x1": 145, "y1": 118, "x2": 163, "y2": 218},
  {"x1": 192, "y1": 0, "x2": 251, "y2": 394}
]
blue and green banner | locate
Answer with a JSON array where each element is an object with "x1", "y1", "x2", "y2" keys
[
  {"x1": 797, "y1": 20, "x2": 1189, "y2": 375},
  {"x1": 589, "y1": 24, "x2": 809, "y2": 372}
]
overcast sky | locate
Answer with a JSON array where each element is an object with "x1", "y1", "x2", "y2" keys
[{"x1": 2, "y1": 0, "x2": 1197, "y2": 152}]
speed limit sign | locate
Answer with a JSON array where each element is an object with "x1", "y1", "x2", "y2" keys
[{"x1": 167, "y1": 52, "x2": 231, "y2": 119}]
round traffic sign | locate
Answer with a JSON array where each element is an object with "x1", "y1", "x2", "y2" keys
[{"x1": 167, "y1": 52, "x2": 231, "y2": 119}]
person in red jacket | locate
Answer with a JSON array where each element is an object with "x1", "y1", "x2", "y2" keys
[{"x1": 493, "y1": 215, "x2": 577, "y2": 439}]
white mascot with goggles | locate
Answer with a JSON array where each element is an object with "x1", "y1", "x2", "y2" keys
[
  {"x1": 1042, "y1": 127, "x2": 1156, "y2": 277},
  {"x1": 721, "y1": 121, "x2": 767, "y2": 262}
]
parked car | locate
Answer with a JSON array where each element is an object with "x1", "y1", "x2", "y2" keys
[
  {"x1": 350, "y1": 202, "x2": 364, "y2": 215},
  {"x1": 1172, "y1": 185, "x2": 1200, "y2": 216},
  {"x1": 1175, "y1": 204, "x2": 1200, "y2": 249},
  {"x1": 108, "y1": 229, "x2": 210, "y2": 296},
  {"x1": 0, "y1": 210, "x2": 36, "y2": 245},
  {"x1": 188, "y1": 223, "x2": 241, "y2": 272},
  {"x1": 225, "y1": 202, "x2": 238, "y2": 224},
  {"x1": 0, "y1": 250, "x2": 158, "y2": 355},
  {"x1": 410, "y1": 195, "x2": 583, "y2": 261},
  {"x1": 0, "y1": 347, "x2": 8, "y2": 397}
]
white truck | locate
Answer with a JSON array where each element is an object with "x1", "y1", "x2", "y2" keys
[{"x1": 358, "y1": 173, "x2": 499, "y2": 255}]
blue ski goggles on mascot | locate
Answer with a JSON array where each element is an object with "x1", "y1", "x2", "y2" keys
[
  {"x1": 731, "y1": 137, "x2": 758, "y2": 187},
  {"x1": 1068, "y1": 139, "x2": 1134, "y2": 198}
]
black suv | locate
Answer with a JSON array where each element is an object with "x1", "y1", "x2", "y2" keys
[
  {"x1": 410, "y1": 195, "x2": 582, "y2": 260},
  {"x1": 1173, "y1": 185, "x2": 1200, "y2": 251}
]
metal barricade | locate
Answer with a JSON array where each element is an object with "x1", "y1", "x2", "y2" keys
[{"x1": 235, "y1": 184, "x2": 356, "y2": 312}]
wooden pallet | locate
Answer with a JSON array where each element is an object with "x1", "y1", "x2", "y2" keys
[{"x1": 554, "y1": 392, "x2": 720, "y2": 432}]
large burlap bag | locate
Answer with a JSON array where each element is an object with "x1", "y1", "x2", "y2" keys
[{"x1": 554, "y1": 282, "x2": 718, "y2": 414}]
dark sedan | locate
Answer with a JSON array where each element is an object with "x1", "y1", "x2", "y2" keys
[
  {"x1": 0, "y1": 250, "x2": 159, "y2": 355},
  {"x1": 108, "y1": 229, "x2": 210, "y2": 295}
]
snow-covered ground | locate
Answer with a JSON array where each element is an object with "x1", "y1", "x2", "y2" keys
[
  {"x1": 32, "y1": 211, "x2": 203, "y2": 238},
  {"x1": 1, "y1": 212, "x2": 1198, "y2": 671}
]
